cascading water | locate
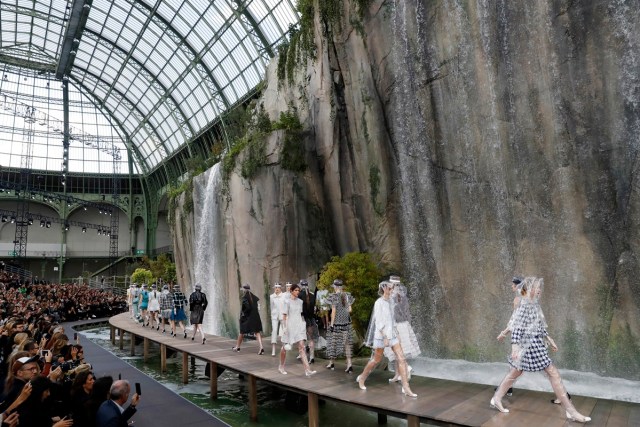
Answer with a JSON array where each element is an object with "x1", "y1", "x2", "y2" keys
[
  {"x1": 192, "y1": 163, "x2": 230, "y2": 336},
  {"x1": 388, "y1": 0, "x2": 640, "y2": 400}
]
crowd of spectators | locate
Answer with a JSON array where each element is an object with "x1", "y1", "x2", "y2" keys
[{"x1": 0, "y1": 270, "x2": 133, "y2": 426}]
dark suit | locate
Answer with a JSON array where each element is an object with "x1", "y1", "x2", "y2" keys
[{"x1": 95, "y1": 399, "x2": 136, "y2": 427}]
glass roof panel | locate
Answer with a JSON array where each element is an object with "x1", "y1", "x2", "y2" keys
[
  {"x1": 0, "y1": 65, "x2": 130, "y2": 175},
  {"x1": 0, "y1": 0, "x2": 300, "y2": 175}
]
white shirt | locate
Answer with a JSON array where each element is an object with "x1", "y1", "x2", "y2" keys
[{"x1": 270, "y1": 292, "x2": 285, "y2": 320}]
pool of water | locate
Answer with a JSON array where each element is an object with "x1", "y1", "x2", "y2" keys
[{"x1": 81, "y1": 326, "x2": 418, "y2": 427}]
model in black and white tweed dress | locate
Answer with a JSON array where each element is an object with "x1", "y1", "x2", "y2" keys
[{"x1": 491, "y1": 277, "x2": 591, "y2": 423}]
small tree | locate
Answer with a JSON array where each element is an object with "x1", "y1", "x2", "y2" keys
[
  {"x1": 139, "y1": 254, "x2": 177, "y2": 283},
  {"x1": 317, "y1": 252, "x2": 383, "y2": 338},
  {"x1": 131, "y1": 268, "x2": 154, "y2": 285}
]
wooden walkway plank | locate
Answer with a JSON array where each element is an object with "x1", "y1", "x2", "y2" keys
[
  {"x1": 108, "y1": 313, "x2": 638, "y2": 427},
  {"x1": 606, "y1": 401, "x2": 631, "y2": 427}
]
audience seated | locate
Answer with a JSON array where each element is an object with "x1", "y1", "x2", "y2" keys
[{"x1": 0, "y1": 272, "x2": 127, "y2": 426}]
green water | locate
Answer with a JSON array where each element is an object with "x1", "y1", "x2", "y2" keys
[{"x1": 82, "y1": 327, "x2": 417, "y2": 427}]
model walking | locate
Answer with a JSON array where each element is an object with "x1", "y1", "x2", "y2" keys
[
  {"x1": 131, "y1": 283, "x2": 141, "y2": 321},
  {"x1": 170, "y1": 284, "x2": 188, "y2": 338},
  {"x1": 491, "y1": 277, "x2": 590, "y2": 423},
  {"x1": 138, "y1": 284, "x2": 149, "y2": 326},
  {"x1": 299, "y1": 280, "x2": 318, "y2": 364},
  {"x1": 325, "y1": 279, "x2": 354, "y2": 373},
  {"x1": 357, "y1": 280, "x2": 416, "y2": 397},
  {"x1": 232, "y1": 284, "x2": 264, "y2": 354},
  {"x1": 278, "y1": 283, "x2": 316, "y2": 376},
  {"x1": 384, "y1": 276, "x2": 420, "y2": 382},
  {"x1": 158, "y1": 284, "x2": 173, "y2": 333},
  {"x1": 269, "y1": 283, "x2": 285, "y2": 356},
  {"x1": 189, "y1": 284, "x2": 208, "y2": 344},
  {"x1": 147, "y1": 284, "x2": 161, "y2": 330}
]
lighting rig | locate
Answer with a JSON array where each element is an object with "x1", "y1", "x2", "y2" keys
[{"x1": 0, "y1": 208, "x2": 111, "y2": 235}]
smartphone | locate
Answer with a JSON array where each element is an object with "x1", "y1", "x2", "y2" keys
[
  {"x1": 73, "y1": 332, "x2": 78, "y2": 341},
  {"x1": 135, "y1": 382, "x2": 141, "y2": 396},
  {"x1": 118, "y1": 373, "x2": 121, "y2": 380}
]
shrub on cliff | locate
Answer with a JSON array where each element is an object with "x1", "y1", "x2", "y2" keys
[{"x1": 316, "y1": 252, "x2": 383, "y2": 339}]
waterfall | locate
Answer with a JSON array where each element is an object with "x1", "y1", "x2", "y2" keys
[{"x1": 193, "y1": 163, "x2": 229, "y2": 336}]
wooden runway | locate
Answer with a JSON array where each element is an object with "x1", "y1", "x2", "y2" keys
[{"x1": 109, "y1": 313, "x2": 639, "y2": 426}]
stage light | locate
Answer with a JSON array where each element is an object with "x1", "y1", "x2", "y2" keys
[
  {"x1": 82, "y1": 227, "x2": 86, "y2": 233},
  {"x1": 27, "y1": 218, "x2": 33, "y2": 225},
  {"x1": 1, "y1": 215, "x2": 7, "y2": 223},
  {"x1": 64, "y1": 222, "x2": 70, "y2": 231},
  {"x1": 83, "y1": 205, "x2": 87, "y2": 211},
  {"x1": 10, "y1": 216, "x2": 15, "y2": 223},
  {"x1": 30, "y1": 192, "x2": 35, "y2": 199},
  {"x1": 97, "y1": 228, "x2": 102, "y2": 235},
  {"x1": 45, "y1": 221, "x2": 51, "y2": 228},
  {"x1": 40, "y1": 220, "x2": 45, "y2": 227}
]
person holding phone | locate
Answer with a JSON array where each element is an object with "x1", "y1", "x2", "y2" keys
[
  {"x1": 16, "y1": 376, "x2": 74, "y2": 427},
  {"x1": 96, "y1": 380, "x2": 140, "y2": 427}
]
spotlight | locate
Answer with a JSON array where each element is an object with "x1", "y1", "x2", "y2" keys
[
  {"x1": 97, "y1": 228, "x2": 102, "y2": 235},
  {"x1": 82, "y1": 227, "x2": 86, "y2": 233},
  {"x1": 1, "y1": 215, "x2": 6, "y2": 223},
  {"x1": 28, "y1": 218, "x2": 33, "y2": 225},
  {"x1": 40, "y1": 220, "x2": 45, "y2": 227},
  {"x1": 30, "y1": 192, "x2": 35, "y2": 199},
  {"x1": 83, "y1": 205, "x2": 87, "y2": 211},
  {"x1": 45, "y1": 221, "x2": 51, "y2": 228},
  {"x1": 64, "y1": 222, "x2": 69, "y2": 231},
  {"x1": 98, "y1": 209, "x2": 102, "y2": 214},
  {"x1": 10, "y1": 216, "x2": 16, "y2": 223}
]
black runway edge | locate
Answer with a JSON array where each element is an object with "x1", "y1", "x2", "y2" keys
[{"x1": 66, "y1": 318, "x2": 230, "y2": 427}]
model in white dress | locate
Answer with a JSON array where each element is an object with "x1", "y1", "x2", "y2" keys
[
  {"x1": 147, "y1": 284, "x2": 161, "y2": 330},
  {"x1": 278, "y1": 284, "x2": 316, "y2": 377},
  {"x1": 270, "y1": 283, "x2": 285, "y2": 356}
]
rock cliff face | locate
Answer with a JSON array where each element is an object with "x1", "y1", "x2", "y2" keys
[{"x1": 173, "y1": 0, "x2": 640, "y2": 379}]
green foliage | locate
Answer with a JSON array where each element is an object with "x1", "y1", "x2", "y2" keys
[
  {"x1": 131, "y1": 268, "x2": 153, "y2": 285},
  {"x1": 273, "y1": 106, "x2": 306, "y2": 172},
  {"x1": 316, "y1": 252, "x2": 384, "y2": 338},
  {"x1": 167, "y1": 176, "x2": 194, "y2": 217},
  {"x1": 272, "y1": 108, "x2": 303, "y2": 131},
  {"x1": 220, "y1": 104, "x2": 273, "y2": 183},
  {"x1": 240, "y1": 134, "x2": 267, "y2": 179},
  {"x1": 134, "y1": 255, "x2": 177, "y2": 284}
]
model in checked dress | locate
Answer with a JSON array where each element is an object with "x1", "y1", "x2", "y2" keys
[
  {"x1": 491, "y1": 277, "x2": 591, "y2": 423},
  {"x1": 278, "y1": 283, "x2": 316, "y2": 376},
  {"x1": 325, "y1": 279, "x2": 355, "y2": 373}
]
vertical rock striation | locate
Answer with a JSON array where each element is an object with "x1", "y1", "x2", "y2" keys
[{"x1": 172, "y1": 0, "x2": 640, "y2": 378}]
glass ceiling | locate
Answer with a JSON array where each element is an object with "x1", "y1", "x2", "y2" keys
[{"x1": 0, "y1": 0, "x2": 299, "y2": 175}]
